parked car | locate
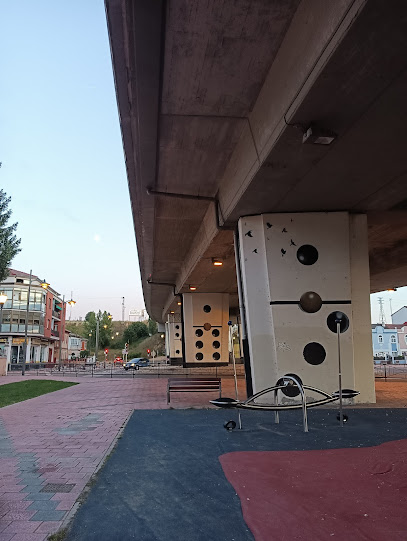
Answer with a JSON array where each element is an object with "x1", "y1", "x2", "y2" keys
[
  {"x1": 114, "y1": 357, "x2": 123, "y2": 365},
  {"x1": 124, "y1": 358, "x2": 150, "y2": 370}
]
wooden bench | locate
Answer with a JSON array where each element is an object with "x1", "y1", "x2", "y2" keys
[{"x1": 167, "y1": 377, "x2": 222, "y2": 404}]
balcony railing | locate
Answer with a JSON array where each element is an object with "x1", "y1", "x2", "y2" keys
[{"x1": 52, "y1": 310, "x2": 61, "y2": 320}]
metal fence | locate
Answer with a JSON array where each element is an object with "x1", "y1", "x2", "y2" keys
[
  {"x1": 7, "y1": 362, "x2": 246, "y2": 379},
  {"x1": 374, "y1": 363, "x2": 407, "y2": 380}
]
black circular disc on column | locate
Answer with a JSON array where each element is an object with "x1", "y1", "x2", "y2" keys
[
  {"x1": 195, "y1": 353, "x2": 203, "y2": 360},
  {"x1": 212, "y1": 329, "x2": 220, "y2": 337},
  {"x1": 297, "y1": 245, "x2": 319, "y2": 265},
  {"x1": 276, "y1": 373, "x2": 303, "y2": 397},
  {"x1": 212, "y1": 341, "x2": 220, "y2": 349},
  {"x1": 203, "y1": 305, "x2": 211, "y2": 313},
  {"x1": 327, "y1": 311, "x2": 349, "y2": 333},
  {"x1": 195, "y1": 341, "x2": 204, "y2": 349},
  {"x1": 213, "y1": 352, "x2": 220, "y2": 361},
  {"x1": 195, "y1": 329, "x2": 203, "y2": 337},
  {"x1": 303, "y1": 342, "x2": 326, "y2": 365},
  {"x1": 299, "y1": 291, "x2": 322, "y2": 313}
]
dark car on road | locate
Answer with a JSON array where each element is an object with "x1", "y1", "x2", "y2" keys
[{"x1": 124, "y1": 358, "x2": 150, "y2": 370}]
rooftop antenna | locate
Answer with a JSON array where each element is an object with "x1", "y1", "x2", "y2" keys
[{"x1": 378, "y1": 297, "x2": 386, "y2": 326}]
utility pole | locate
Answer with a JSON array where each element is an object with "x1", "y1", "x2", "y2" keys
[
  {"x1": 378, "y1": 297, "x2": 386, "y2": 326},
  {"x1": 389, "y1": 298, "x2": 393, "y2": 322},
  {"x1": 22, "y1": 270, "x2": 32, "y2": 376},
  {"x1": 122, "y1": 297, "x2": 125, "y2": 322},
  {"x1": 58, "y1": 295, "x2": 65, "y2": 371},
  {"x1": 95, "y1": 318, "x2": 100, "y2": 364}
]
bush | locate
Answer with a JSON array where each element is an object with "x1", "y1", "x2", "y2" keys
[{"x1": 80, "y1": 350, "x2": 89, "y2": 358}]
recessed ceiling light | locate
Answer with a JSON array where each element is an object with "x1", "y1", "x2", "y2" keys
[
  {"x1": 212, "y1": 258, "x2": 223, "y2": 266},
  {"x1": 189, "y1": 285, "x2": 197, "y2": 291}
]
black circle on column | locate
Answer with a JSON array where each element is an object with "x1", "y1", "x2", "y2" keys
[
  {"x1": 175, "y1": 333, "x2": 179, "y2": 338},
  {"x1": 195, "y1": 329, "x2": 203, "y2": 337},
  {"x1": 195, "y1": 341, "x2": 204, "y2": 349},
  {"x1": 196, "y1": 353, "x2": 203, "y2": 360},
  {"x1": 212, "y1": 329, "x2": 220, "y2": 337},
  {"x1": 212, "y1": 341, "x2": 220, "y2": 349},
  {"x1": 327, "y1": 311, "x2": 349, "y2": 333},
  {"x1": 297, "y1": 245, "x2": 319, "y2": 265},
  {"x1": 303, "y1": 342, "x2": 326, "y2": 365},
  {"x1": 203, "y1": 305, "x2": 211, "y2": 313},
  {"x1": 176, "y1": 350, "x2": 180, "y2": 354},
  {"x1": 276, "y1": 373, "x2": 303, "y2": 398},
  {"x1": 175, "y1": 325, "x2": 180, "y2": 329},
  {"x1": 299, "y1": 291, "x2": 322, "y2": 313},
  {"x1": 213, "y1": 352, "x2": 220, "y2": 360}
]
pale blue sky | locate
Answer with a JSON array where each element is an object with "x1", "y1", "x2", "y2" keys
[
  {"x1": 1, "y1": 1, "x2": 405, "y2": 323},
  {"x1": 0, "y1": 0, "x2": 144, "y2": 320}
]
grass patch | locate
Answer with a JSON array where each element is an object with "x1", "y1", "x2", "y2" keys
[
  {"x1": 48, "y1": 528, "x2": 68, "y2": 541},
  {"x1": 0, "y1": 380, "x2": 78, "y2": 408}
]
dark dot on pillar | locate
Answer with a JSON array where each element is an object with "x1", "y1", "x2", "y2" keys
[
  {"x1": 299, "y1": 291, "x2": 322, "y2": 313},
  {"x1": 175, "y1": 325, "x2": 179, "y2": 329},
  {"x1": 175, "y1": 350, "x2": 180, "y2": 354},
  {"x1": 281, "y1": 249, "x2": 286, "y2": 256},
  {"x1": 303, "y1": 342, "x2": 326, "y2": 365},
  {"x1": 266, "y1": 222, "x2": 272, "y2": 229},
  {"x1": 253, "y1": 249, "x2": 258, "y2": 253},
  {"x1": 297, "y1": 244, "x2": 319, "y2": 265},
  {"x1": 245, "y1": 231, "x2": 253, "y2": 237},
  {"x1": 213, "y1": 352, "x2": 220, "y2": 361},
  {"x1": 203, "y1": 305, "x2": 211, "y2": 313},
  {"x1": 212, "y1": 329, "x2": 220, "y2": 337},
  {"x1": 196, "y1": 353, "x2": 203, "y2": 360},
  {"x1": 213, "y1": 341, "x2": 220, "y2": 349},
  {"x1": 277, "y1": 373, "x2": 303, "y2": 398},
  {"x1": 195, "y1": 329, "x2": 203, "y2": 337},
  {"x1": 195, "y1": 341, "x2": 203, "y2": 349},
  {"x1": 175, "y1": 333, "x2": 179, "y2": 338},
  {"x1": 327, "y1": 311, "x2": 349, "y2": 333}
]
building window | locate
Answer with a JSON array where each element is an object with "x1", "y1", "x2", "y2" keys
[
  {"x1": 391, "y1": 335, "x2": 396, "y2": 343},
  {"x1": 378, "y1": 335, "x2": 383, "y2": 343}
]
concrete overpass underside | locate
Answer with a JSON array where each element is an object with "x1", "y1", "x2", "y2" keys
[{"x1": 105, "y1": 0, "x2": 407, "y2": 324}]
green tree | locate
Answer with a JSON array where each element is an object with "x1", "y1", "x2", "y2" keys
[
  {"x1": 148, "y1": 318, "x2": 158, "y2": 336},
  {"x1": 123, "y1": 322, "x2": 149, "y2": 344},
  {"x1": 84, "y1": 311, "x2": 113, "y2": 349},
  {"x1": 0, "y1": 190, "x2": 21, "y2": 281}
]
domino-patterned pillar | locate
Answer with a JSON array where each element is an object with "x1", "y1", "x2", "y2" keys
[
  {"x1": 183, "y1": 293, "x2": 229, "y2": 366},
  {"x1": 238, "y1": 212, "x2": 375, "y2": 403}
]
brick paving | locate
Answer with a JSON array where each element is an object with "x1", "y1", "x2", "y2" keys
[
  {"x1": 0, "y1": 374, "x2": 405, "y2": 540},
  {"x1": 0, "y1": 374, "x2": 245, "y2": 540}
]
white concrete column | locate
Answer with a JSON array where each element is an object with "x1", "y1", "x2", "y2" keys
[
  {"x1": 183, "y1": 293, "x2": 229, "y2": 365},
  {"x1": 238, "y1": 212, "x2": 375, "y2": 403},
  {"x1": 166, "y1": 314, "x2": 183, "y2": 360}
]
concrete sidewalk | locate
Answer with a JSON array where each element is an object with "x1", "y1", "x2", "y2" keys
[{"x1": 0, "y1": 375, "x2": 245, "y2": 540}]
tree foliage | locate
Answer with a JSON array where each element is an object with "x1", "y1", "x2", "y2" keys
[
  {"x1": 123, "y1": 322, "x2": 149, "y2": 344},
  {"x1": 84, "y1": 310, "x2": 113, "y2": 348},
  {"x1": 148, "y1": 318, "x2": 158, "y2": 335},
  {"x1": 0, "y1": 190, "x2": 21, "y2": 281}
]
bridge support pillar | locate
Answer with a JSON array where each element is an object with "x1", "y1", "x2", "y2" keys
[
  {"x1": 237, "y1": 212, "x2": 375, "y2": 403},
  {"x1": 165, "y1": 314, "x2": 183, "y2": 364},
  {"x1": 182, "y1": 293, "x2": 229, "y2": 366}
]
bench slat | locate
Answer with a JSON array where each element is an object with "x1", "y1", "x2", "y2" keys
[{"x1": 167, "y1": 377, "x2": 221, "y2": 404}]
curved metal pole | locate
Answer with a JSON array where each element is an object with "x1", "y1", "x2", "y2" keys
[{"x1": 229, "y1": 323, "x2": 242, "y2": 429}]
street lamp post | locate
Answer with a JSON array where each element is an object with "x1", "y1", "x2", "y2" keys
[
  {"x1": 0, "y1": 292, "x2": 8, "y2": 333},
  {"x1": 22, "y1": 270, "x2": 33, "y2": 376}
]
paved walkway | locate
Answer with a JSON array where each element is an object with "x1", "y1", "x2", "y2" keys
[
  {"x1": 0, "y1": 374, "x2": 405, "y2": 540},
  {"x1": 0, "y1": 375, "x2": 245, "y2": 540}
]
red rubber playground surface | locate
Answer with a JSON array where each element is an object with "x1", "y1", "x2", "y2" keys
[{"x1": 221, "y1": 439, "x2": 407, "y2": 541}]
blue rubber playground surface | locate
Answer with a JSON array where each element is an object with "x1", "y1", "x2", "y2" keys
[{"x1": 65, "y1": 408, "x2": 407, "y2": 541}]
